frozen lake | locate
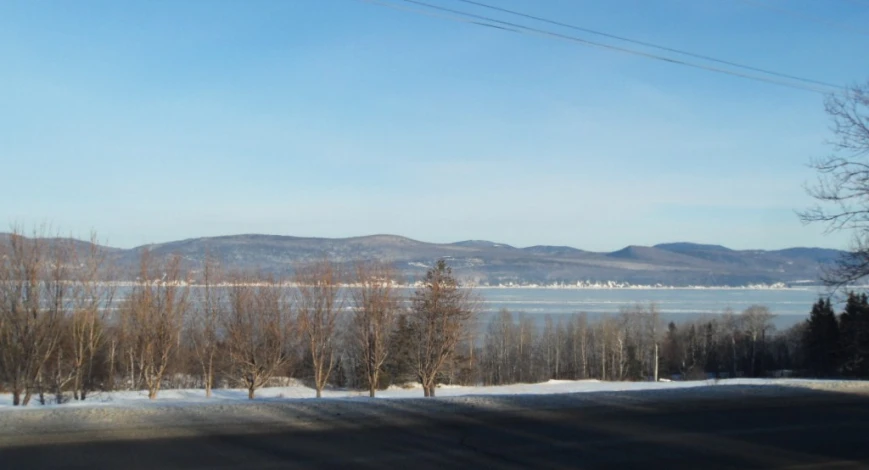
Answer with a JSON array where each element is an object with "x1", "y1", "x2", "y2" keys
[
  {"x1": 117, "y1": 285, "x2": 838, "y2": 330},
  {"x1": 467, "y1": 287, "x2": 833, "y2": 329}
]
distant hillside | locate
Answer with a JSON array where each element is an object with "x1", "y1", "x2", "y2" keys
[
  {"x1": 0, "y1": 233, "x2": 842, "y2": 286},
  {"x1": 90, "y1": 235, "x2": 843, "y2": 287}
]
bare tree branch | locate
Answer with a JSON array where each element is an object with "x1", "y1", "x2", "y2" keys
[
  {"x1": 350, "y1": 260, "x2": 400, "y2": 397},
  {"x1": 295, "y1": 258, "x2": 344, "y2": 398},
  {"x1": 800, "y1": 80, "x2": 869, "y2": 286}
]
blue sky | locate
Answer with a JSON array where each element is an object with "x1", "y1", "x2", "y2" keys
[{"x1": 1, "y1": 0, "x2": 866, "y2": 251}]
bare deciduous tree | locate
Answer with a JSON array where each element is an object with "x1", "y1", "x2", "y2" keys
[
  {"x1": 742, "y1": 305, "x2": 776, "y2": 377},
  {"x1": 224, "y1": 273, "x2": 290, "y2": 399},
  {"x1": 643, "y1": 304, "x2": 662, "y2": 382},
  {"x1": 295, "y1": 258, "x2": 343, "y2": 398},
  {"x1": 0, "y1": 228, "x2": 65, "y2": 406},
  {"x1": 516, "y1": 314, "x2": 535, "y2": 382},
  {"x1": 351, "y1": 261, "x2": 400, "y2": 397},
  {"x1": 481, "y1": 309, "x2": 514, "y2": 385},
  {"x1": 41, "y1": 236, "x2": 74, "y2": 404},
  {"x1": 121, "y1": 251, "x2": 190, "y2": 400},
  {"x1": 69, "y1": 233, "x2": 115, "y2": 400},
  {"x1": 190, "y1": 253, "x2": 223, "y2": 398},
  {"x1": 409, "y1": 260, "x2": 476, "y2": 397},
  {"x1": 572, "y1": 312, "x2": 590, "y2": 379},
  {"x1": 800, "y1": 80, "x2": 869, "y2": 286}
]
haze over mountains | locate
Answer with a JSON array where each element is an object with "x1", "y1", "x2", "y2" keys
[{"x1": 83, "y1": 234, "x2": 843, "y2": 287}]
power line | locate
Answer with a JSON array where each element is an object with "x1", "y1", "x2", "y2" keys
[
  {"x1": 454, "y1": 0, "x2": 843, "y2": 91},
  {"x1": 405, "y1": 0, "x2": 845, "y2": 94},
  {"x1": 360, "y1": 0, "x2": 521, "y2": 32},
  {"x1": 736, "y1": 0, "x2": 869, "y2": 36},
  {"x1": 361, "y1": 0, "x2": 840, "y2": 94}
]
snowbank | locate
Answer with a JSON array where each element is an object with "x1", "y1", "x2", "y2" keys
[
  {"x1": 2, "y1": 378, "x2": 866, "y2": 410},
  {"x1": 2, "y1": 378, "x2": 868, "y2": 442}
]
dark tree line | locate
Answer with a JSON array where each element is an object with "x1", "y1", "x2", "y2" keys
[
  {"x1": 477, "y1": 297, "x2": 869, "y2": 385},
  {"x1": 801, "y1": 293, "x2": 869, "y2": 378},
  {"x1": 478, "y1": 304, "x2": 784, "y2": 385}
]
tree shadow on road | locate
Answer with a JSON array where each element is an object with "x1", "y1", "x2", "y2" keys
[{"x1": 3, "y1": 384, "x2": 869, "y2": 469}]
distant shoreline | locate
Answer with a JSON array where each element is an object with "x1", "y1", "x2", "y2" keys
[
  {"x1": 469, "y1": 285, "x2": 823, "y2": 291},
  {"x1": 97, "y1": 281, "x2": 845, "y2": 291}
]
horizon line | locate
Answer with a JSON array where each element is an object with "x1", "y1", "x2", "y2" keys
[{"x1": 0, "y1": 230, "x2": 847, "y2": 254}]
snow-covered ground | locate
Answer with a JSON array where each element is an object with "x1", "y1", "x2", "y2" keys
[
  {"x1": 2, "y1": 378, "x2": 868, "y2": 442},
  {"x1": 2, "y1": 378, "x2": 867, "y2": 410}
]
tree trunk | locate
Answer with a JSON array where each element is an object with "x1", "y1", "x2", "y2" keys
[
  {"x1": 555, "y1": 344, "x2": 560, "y2": 380},
  {"x1": 316, "y1": 387, "x2": 322, "y2": 398},
  {"x1": 73, "y1": 374, "x2": 81, "y2": 401},
  {"x1": 205, "y1": 362, "x2": 213, "y2": 399},
  {"x1": 581, "y1": 345, "x2": 588, "y2": 379},
  {"x1": 53, "y1": 375, "x2": 63, "y2": 405},
  {"x1": 618, "y1": 338, "x2": 625, "y2": 380},
  {"x1": 12, "y1": 390, "x2": 21, "y2": 406},
  {"x1": 128, "y1": 350, "x2": 135, "y2": 390},
  {"x1": 731, "y1": 335, "x2": 737, "y2": 377},
  {"x1": 248, "y1": 386, "x2": 255, "y2": 400},
  {"x1": 423, "y1": 385, "x2": 430, "y2": 397},
  {"x1": 86, "y1": 348, "x2": 96, "y2": 397},
  {"x1": 23, "y1": 389, "x2": 33, "y2": 406},
  {"x1": 107, "y1": 340, "x2": 116, "y2": 392},
  {"x1": 368, "y1": 368, "x2": 378, "y2": 398},
  {"x1": 601, "y1": 340, "x2": 606, "y2": 381},
  {"x1": 148, "y1": 382, "x2": 160, "y2": 400}
]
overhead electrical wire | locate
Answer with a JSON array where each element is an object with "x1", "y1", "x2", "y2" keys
[
  {"x1": 360, "y1": 0, "x2": 521, "y2": 32},
  {"x1": 358, "y1": 0, "x2": 844, "y2": 94},
  {"x1": 454, "y1": 0, "x2": 844, "y2": 91}
]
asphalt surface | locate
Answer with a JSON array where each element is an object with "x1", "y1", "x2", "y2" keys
[{"x1": 2, "y1": 390, "x2": 869, "y2": 469}]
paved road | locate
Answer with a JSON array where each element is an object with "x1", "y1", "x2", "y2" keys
[{"x1": 3, "y1": 391, "x2": 869, "y2": 469}]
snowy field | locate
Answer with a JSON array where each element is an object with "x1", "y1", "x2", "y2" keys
[{"x1": 3, "y1": 378, "x2": 868, "y2": 410}]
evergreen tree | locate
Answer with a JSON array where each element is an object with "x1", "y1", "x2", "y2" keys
[
  {"x1": 839, "y1": 293, "x2": 869, "y2": 377},
  {"x1": 625, "y1": 344, "x2": 644, "y2": 381},
  {"x1": 382, "y1": 313, "x2": 416, "y2": 386},
  {"x1": 682, "y1": 324, "x2": 704, "y2": 379},
  {"x1": 703, "y1": 322, "x2": 720, "y2": 377},
  {"x1": 803, "y1": 298, "x2": 839, "y2": 376},
  {"x1": 661, "y1": 322, "x2": 681, "y2": 377},
  {"x1": 408, "y1": 260, "x2": 475, "y2": 397}
]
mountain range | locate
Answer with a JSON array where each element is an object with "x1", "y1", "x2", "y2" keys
[{"x1": 81, "y1": 234, "x2": 844, "y2": 287}]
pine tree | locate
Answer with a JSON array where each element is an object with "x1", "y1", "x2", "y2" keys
[
  {"x1": 682, "y1": 324, "x2": 704, "y2": 379},
  {"x1": 703, "y1": 322, "x2": 720, "y2": 377},
  {"x1": 839, "y1": 293, "x2": 869, "y2": 377},
  {"x1": 803, "y1": 298, "x2": 840, "y2": 377},
  {"x1": 661, "y1": 322, "x2": 681, "y2": 377},
  {"x1": 408, "y1": 260, "x2": 475, "y2": 397},
  {"x1": 382, "y1": 313, "x2": 416, "y2": 386},
  {"x1": 625, "y1": 344, "x2": 644, "y2": 381}
]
